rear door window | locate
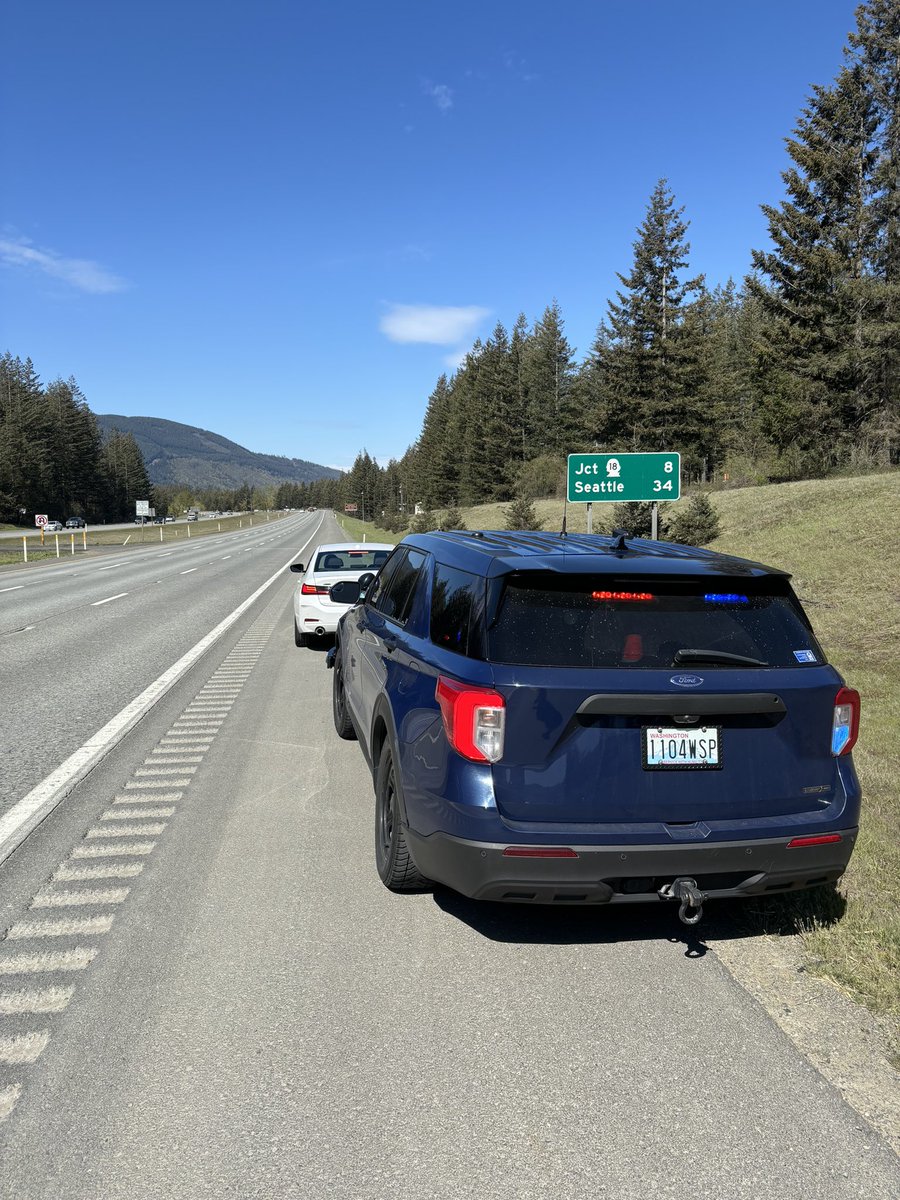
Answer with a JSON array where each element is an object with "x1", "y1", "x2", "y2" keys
[
  {"x1": 371, "y1": 549, "x2": 428, "y2": 625},
  {"x1": 430, "y1": 563, "x2": 482, "y2": 657},
  {"x1": 487, "y1": 574, "x2": 824, "y2": 668}
]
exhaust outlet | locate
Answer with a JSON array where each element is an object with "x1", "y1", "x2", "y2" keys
[{"x1": 315, "y1": 627, "x2": 326, "y2": 637}]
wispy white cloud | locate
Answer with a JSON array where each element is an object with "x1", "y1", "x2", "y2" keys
[
  {"x1": 502, "y1": 49, "x2": 539, "y2": 82},
  {"x1": 0, "y1": 235, "x2": 129, "y2": 294},
  {"x1": 423, "y1": 81, "x2": 453, "y2": 113},
  {"x1": 380, "y1": 303, "x2": 490, "y2": 345}
]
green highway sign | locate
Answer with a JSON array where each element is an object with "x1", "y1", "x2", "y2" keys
[{"x1": 567, "y1": 452, "x2": 681, "y2": 502}]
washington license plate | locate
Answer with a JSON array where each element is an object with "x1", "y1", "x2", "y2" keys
[{"x1": 643, "y1": 726, "x2": 722, "y2": 770}]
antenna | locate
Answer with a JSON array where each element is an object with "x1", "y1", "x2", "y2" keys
[{"x1": 560, "y1": 494, "x2": 568, "y2": 537}]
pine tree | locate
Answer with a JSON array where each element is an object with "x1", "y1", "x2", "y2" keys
[
  {"x1": 503, "y1": 494, "x2": 544, "y2": 531},
  {"x1": 750, "y1": 64, "x2": 879, "y2": 469},
  {"x1": 847, "y1": 0, "x2": 900, "y2": 460},
  {"x1": 520, "y1": 301, "x2": 577, "y2": 457},
  {"x1": 668, "y1": 492, "x2": 720, "y2": 546},
  {"x1": 599, "y1": 180, "x2": 707, "y2": 466},
  {"x1": 415, "y1": 375, "x2": 456, "y2": 507}
]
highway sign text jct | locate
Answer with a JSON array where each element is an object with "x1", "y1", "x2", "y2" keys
[{"x1": 567, "y1": 453, "x2": 681, "y2": 502}]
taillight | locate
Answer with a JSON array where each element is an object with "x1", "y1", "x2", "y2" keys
[
  {"x1": 436, "y1": 676, "x2": 505, "y2": 763},
  {"x1": 301, "y1": 583, "x2": 330, "y2": 595},
  {"x1": 831, "y1": 687, "x2": 860, "y2": 756}
]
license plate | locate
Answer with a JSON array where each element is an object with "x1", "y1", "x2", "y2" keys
[{"x1": 643, "y1": 726, "x2": 722, "y2": 770}]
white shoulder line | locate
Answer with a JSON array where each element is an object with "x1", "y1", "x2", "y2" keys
[{"x1": 0, "y1": 518, "x2": 324, "y2": 866}]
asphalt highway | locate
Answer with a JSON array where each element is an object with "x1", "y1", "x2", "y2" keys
[
  {"x1": 0, "y1": 510, "x2": 319, "y2": 816},
  {"x1": 0, "y1": 512, "x2": 897, "y2": 1197}
]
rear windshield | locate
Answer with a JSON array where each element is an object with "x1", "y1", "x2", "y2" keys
[
  {"x1": 487, "y1": 574, "x2": 825, "y2": 669},
  {"x1": 314, "y1": 549, "x2": 390, "y2": 572}
]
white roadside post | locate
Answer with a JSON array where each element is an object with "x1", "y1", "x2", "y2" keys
[{"x1": 22, "y1": 537, "x2": 27, "y2": 563}]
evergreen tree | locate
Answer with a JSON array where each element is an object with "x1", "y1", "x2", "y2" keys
[
  {"x1": 503, "y1": 494, "x2": 544, "y2": 531},
  {"x1": 750, "y1": 64, "x2": 880, "y2": 468},
  {"x1": 668, "y1": 492, "x2": 721, "y2": 546},
  {"x1": 102, "y1": 430, "x2": 153, "y2": 519},
  {"x1": 417, "y1": 375, "x2": 460, "y2": 508},
  {"x1": 847, "y1": 0, "x2": 900, "y2": 459},
  {"x1": 598, "y1": 180, "x2": 707, "y2": 465},
  {"x1": 520, "y1": 301, "x2": 577, "y2": 457}
]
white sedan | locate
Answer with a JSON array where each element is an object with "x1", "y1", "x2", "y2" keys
[{"x1": 290, "y1": 542, "x2": 393, "y2": 646}]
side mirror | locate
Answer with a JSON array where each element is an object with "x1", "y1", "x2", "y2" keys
[
  {"x1": 329, "y1": 579, "x2": 363, "y2": 605},
  {"x1": 290, "y1": 562, "x2": 305, "y2": 573},
  {"x1": 357, "y1": 572, "x2": 376, "y2": 594}
]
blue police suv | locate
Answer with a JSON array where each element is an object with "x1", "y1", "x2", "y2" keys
[{"x1": 327, "y1": 529, "x2": 860, "y2": 919}]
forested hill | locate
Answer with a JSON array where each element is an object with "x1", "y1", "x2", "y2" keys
[{"x1": 96, "y1": 414, "x2": 340, "y2": 489}]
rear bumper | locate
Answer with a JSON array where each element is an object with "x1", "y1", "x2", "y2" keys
[
  {"x1": 404, "y1": 827, "x2": 858, "y2": 904},
  {"x1": 295, "y1": 602, "x2": 342, "y2": 634}
]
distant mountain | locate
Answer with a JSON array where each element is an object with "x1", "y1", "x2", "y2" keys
[{"x1": 96, "y1": 414, "x2": 341, "y2": 490}]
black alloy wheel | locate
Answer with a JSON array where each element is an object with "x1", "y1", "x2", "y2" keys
[{"x1": 374, "y1": 746, "x2": 428, "y2": 891}]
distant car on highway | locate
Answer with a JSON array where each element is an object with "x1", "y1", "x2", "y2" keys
[
  {"x1": 65, "y1": 517, "x2": 86, "y2": 529},
  {"x1": 43, "y1": 520, "x2": 63, "y2": 532},
  {"x1": 290, "y1": 542, "x2": 393, "y2": 646}
]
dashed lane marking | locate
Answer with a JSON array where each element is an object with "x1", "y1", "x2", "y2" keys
[
  {"x1": 52, "y1": 863, "x2": 144, "y2": 882},
  {"x1": 71, "y1": 842, "x2": 156, "y2": 858},
  {"x1": 0, "y1": 1033, "x2": 49, "y2": 1065},
  {"x1": 0, "y1": 949, "x2": 97, "y2": 974},
  {"x1": 30, "y1": 888, "x2": 131, "y2": 907},
  {"x1": 6, "y1": 916, "x2": 115, "y2": 939},
  {"x1": 134, "y1": 766, "x2": 197, "y2": 776},
  {"x1": 101, "y1": 807, "x2": 176, "y2": 820},
  {"x1": 0, "y1": 987, "x2": 74, "y2": 1014},
  {"x1": 91, "y1": 593, "x2": 129, "y2": 606},
  {"x1": 0, "y1": 1085, "x2": 21, "y2": 1119}
]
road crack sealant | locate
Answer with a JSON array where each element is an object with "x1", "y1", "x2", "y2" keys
[{"x1": 0, "y1": 601, "x2": 283, "y2": 1123}]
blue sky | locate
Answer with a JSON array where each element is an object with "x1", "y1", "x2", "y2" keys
[{"x1": 2, "y1": 0, "x2": 860, "y2": 471}]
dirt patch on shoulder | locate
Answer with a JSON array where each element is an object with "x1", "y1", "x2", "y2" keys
[{"x1": 710, "y1": 930, "x2": 900, "y2": 1156}]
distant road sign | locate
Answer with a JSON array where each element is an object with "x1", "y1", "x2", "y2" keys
[
  {"x1": 344, "y1": 504, "x2": 358, "y2": 513},
  {"x1": 135, "y1": 500, "x2": 150, "y2": 516},
  {"x1": 567, "y1": 453, "x2": 681, "y2": 502},
  {"x1": 35, "y1": 514, "x2": 48, "y2": 527}
]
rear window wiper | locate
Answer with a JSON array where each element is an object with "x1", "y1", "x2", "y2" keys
[{"x1": 673, "y1": 649, "x2": 769, "y2": 667}]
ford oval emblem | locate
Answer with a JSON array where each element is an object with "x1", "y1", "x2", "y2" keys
[{"x1": 670, "y1": 674, "x2": 704, "y2": 688}]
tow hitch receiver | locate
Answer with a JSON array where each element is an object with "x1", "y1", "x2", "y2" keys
[{"x1": 659, "y1": 877, "x2": 706, "y2": 926}]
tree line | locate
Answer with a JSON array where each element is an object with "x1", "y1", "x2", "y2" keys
[
  {"x1": 336, "y1": 0, "x2": 900, "y2": 526},
  {"x1": 0, "y1": 354, "x2": 153, "y2": 524}
]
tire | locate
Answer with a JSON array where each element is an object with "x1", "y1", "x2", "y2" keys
[
  {"x1": 293, "y1": 617, "x2": 306, "y2": 648},
  {"x1": 331, "y1": 646, "x2": 357, "y2": 740},
  {"x1": 374, "y1": 746, "x2": 428, "y2": 891}
]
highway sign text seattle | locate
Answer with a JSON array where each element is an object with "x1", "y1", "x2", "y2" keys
[{"x1": 567, "y1": 452, "x2": 681, "y2": 502}]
